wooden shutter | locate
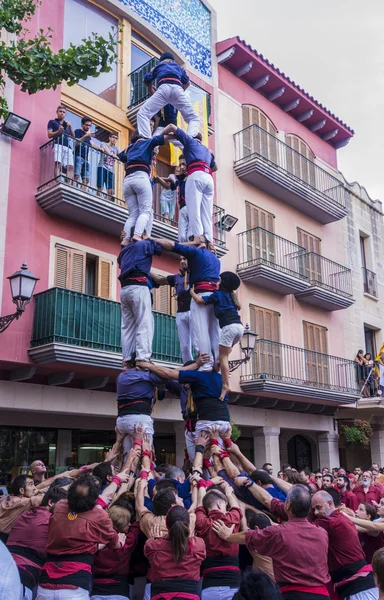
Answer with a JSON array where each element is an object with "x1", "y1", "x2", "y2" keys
[
  {"x1": 97, "y1": 258, "x2": 112, "y2": 299},
  {"x1": 285, "y1": 134, "x2": 316, "y2": 186},
  {"x1": 250, "y1": 305, "x2": 280, "y2": 342},
  {"x1": 303, "y1": 321, "x2": 329, "y2": 385},
  {"x1": 54, "y1": 245, "x2": 70, "y2": 288},
  {"x1": 151, "y1": 280, "x2": 175, "y2": 316},
  {"x1": 242, "y1": 105, "x2": 277, "y2": 163},
  {"x1": 70, "y1": 250, "x2": 86, "y2": 293},
  {"x1": 297, "y1": 228, "x2": 322, "y2": 282},
  {"x1": 250, "y1": 304, "x2": 280, "y2": 378},
  {"x1": 245, "y1": 202, "x2": 274, "y2": 232}
]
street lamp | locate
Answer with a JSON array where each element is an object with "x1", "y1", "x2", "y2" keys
[
  {"x1": 229, "y1": 323, "x2": 258, "y2": 372},
  {"x1": 0, "y1": 263, "x2": 39, "y2": 334}
]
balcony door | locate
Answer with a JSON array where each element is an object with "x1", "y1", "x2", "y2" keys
[
  {"x1": 245, "y1": 202, "x2": 275, "y2": 266},
  {"x1": 303, "y1": 321, "x2": 329, "y2": 386},
  {"x1": 285, "y1": 134, "x2": 316, "y2": 187},
  {"x1": 297, "y1": 228, "x2": 322, "y2": 283},
  {"x1": 250, "y1": 305, "x2": 281, "y2": 379},
  {"x1": 242, "y1": 106, "x2": 277, "y2": 163}
]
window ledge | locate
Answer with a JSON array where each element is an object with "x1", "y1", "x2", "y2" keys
[{"x1": 363, "y1": 292, "x2": 379, "y2": 302}]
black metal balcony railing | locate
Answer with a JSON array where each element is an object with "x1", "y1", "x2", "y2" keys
[
  {"x1": 362, "y1": 267, "x2": 377, "y2": 297},
  {"x1": 30, "y1": 288, "x2": 183, "y2": 364},
  {"x1": 234, "y1": 124, "x2": 346, "y2": 207},
  {"x1": 37, "y1": 135, "x2": 225, "y2": 247},
  {"x1": 304, "y1": 253, "x2": 353, "y2": 297},
  {"x1": 241, "y1": 339, "x2": 360, "y2": 394},
  {"x1": 237, "y1": 227, "x2": 307, "y2": 279}
]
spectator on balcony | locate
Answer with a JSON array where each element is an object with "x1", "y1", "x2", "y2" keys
[
  {"x1": 97, "y1": 132, "x2": 120, "y2": 198},
  {"x1": 190, "y1": 271, "x2": 243, "y2": 400},
  {"x1": 151, "y1": 256, "x2": 193, "y2": 364},
  {"x1": 161, "y1": 123, "x2": 217, "y2": 245},
  {"x1": 138, "y1": 52, "x2": 199, "y2": 140},
  {"x1": 355, "y1": 349, "x2": 368, "y2": 391},
  {"x1": 47, "y1": 105, "x2": 74, "y2": 180},
  {"x1": 74, "y1": 116, "x2": 98, "y2": 191}
]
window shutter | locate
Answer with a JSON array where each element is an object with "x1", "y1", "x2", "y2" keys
[
  {"x1": 54, "y1": 245, "x2": 70, "y2": 288},
  {"x1": 250, "y1": 304, "x2": 280, "y2": 342},
  {"x1": 303, "y1": 321, "x2": 327, "y2": 353},
  {"x1": 97, "y1": 258, "x2": 112, "y2": 299},
  {"x1": 286, "y1": 134, "x2": 315, "y2": 185},
  {"x1": 245, "y1": 201, "x2": 274, "y2": 232},
  {"x1": 303, "y1": 321, "x2": 329, "y2": 384},
  {"x1": 70, "y1": 250, "x2": 86, "y2": 293},
  {"x1": 242, "y1": 106, "x2": 277, "y2": 163}
]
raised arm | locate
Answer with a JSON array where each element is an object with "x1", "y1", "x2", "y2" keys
[
  {"x1": 156, "y1": 176, "x2": 172, "y2": 190},
  {"x1": 228, "y1": 443, "x2": 257, "y2": 475},
  {"x1": 150, "y1": 271, "x2": 170, "y2": 286},
  {"x1": 270, "y1": 475, "x2": 292, "y2": 494}
]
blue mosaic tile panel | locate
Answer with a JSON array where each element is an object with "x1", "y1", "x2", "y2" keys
[{"x1": 118, "y1": 0, "x2": 212, "y2": 77}]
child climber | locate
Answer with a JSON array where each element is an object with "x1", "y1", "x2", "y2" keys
[{"x1": 190, "y1": 271, "x2": 243, "y2": 400}]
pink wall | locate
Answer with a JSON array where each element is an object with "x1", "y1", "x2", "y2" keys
[{"x1": 219, "y1": 66, "x2": 338, "y2": 169}]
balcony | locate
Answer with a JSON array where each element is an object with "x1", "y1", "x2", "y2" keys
[
  {"x1": 127, "y1": 58, "x2": 213, "y2": 135},
  {"x1": 35, "y1": 136, "x2": 226, "y2": 255},
  {"x1": 233, "y1": 125, "x2": 347, "y2": 224},
  {"x1": 295, "y1": 253, "x2": 354, "y2": 310},
  {"x1": 28, "y1": 288, "x2": 182, "y2": 369},
  {"x1": 237, "y1": 228, "x2": 309, "y2": 295},
  {"x1": 239, "y1": 339, "x2": 359, "y2": 406},
  {"x1": 362, "y1": 267, "x2": 378, "y2": 298}
]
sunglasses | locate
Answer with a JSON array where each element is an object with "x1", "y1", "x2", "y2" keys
[{"x1": 315, "y1": 475, "x2": 322, "y2": 479}]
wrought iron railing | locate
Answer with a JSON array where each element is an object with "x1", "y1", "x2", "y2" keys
[
  {"x1": 233, "y1": 124, "x2": 346, "y2": 207},
  {"x1": 241, "y1": 339, "x2": 360, "y2": 394},
  {"x1": 30, "y1": 288, "x2": 182, "y2": 364},
  {"x1": 303, "y1": 253, "x2": 353, "y2": 297},
  {"x1": 237, "y1": 227, "x2": 307, "y2": 278},
  {"x1": 362, "y1": 267, "x2": 377, "y2": 297}
]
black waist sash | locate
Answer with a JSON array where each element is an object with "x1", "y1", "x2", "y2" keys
[
  {"x1": 40, "y1": 552, "x2": 93, "y2": 591},
  {"x1": 331, "y1": 559, "x2": 375, "y2": 598},
  {"x1": 8, "y1": 545, "x2": 44, "y2": 590},
  {"x1": 201, "y1": 556, "x2": 240, "y2": 589},
  {"x1": 92, "y1": 573, "x2": 130, "y2": 597},
  {"x1": 151, "y1": 579, "x2": 199, "y2": 598}
]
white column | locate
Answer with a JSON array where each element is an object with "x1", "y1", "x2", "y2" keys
[
  {"x1": 370, "y1": 427, "x2": 384, "y2": 466},
  {"x1": 55, "y1": 430, "x2": 72, "y2": 470},
  {"x1": 253, "y1": 427, "x2": 281, "y2": 472},
  {"x1": 317, "y1": 432, "x2": 339, "y2": 470},
  {"x1": 174, "y1": 422, "x2": 185, "y2": 467}
]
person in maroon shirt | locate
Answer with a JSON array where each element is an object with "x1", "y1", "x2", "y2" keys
[
  {"x1": 336, "y1": 475, "x2": 359, "y2": 512},
  {"x1": 195, "y1": 482, "x2": 242, "y2": 600},
  {"x1": 36, "y1": 475, "x2": 121, "y2": 600},
  {"x1": 7, "y1": 487, "x2": 67, "y2": 600},
  {"x1": 144, "y1": 505, "x2": 206, "y2": 600},
  {"x1": 354, "y1": 503, "x2": 384, "y2": 564},
  {"x1": 312, "y1": 490, "x2": 378, "y2": 600},
  {"x1": 213, "y1": 485, "x2": 330, "y2": 600},
  {"x1": 353, "y1": 471, "x2": 382, "y2": 506},
  {"x1": 91, "y1": 504, "x2": 141, "y2": 598}
]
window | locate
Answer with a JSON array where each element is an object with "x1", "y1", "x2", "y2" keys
[
  {"x1": 54, "y1": 243, "x2": 112, "y2": 299},
  {"x1": 303, "y1": 321, "x2": 329, "y2": 385},
  {"x1": 245, "y1": 201, "x2": 274, "y2": 232},
  {"x1": 244, "y1": 203, "x2": 275, "y2": 264},
  {"x1": 250, "y1": 305, "x2": 280, "y2": 341},
  {"x1": 364, "y1": 326, "x2": 377, "y2": 358},
  {"x1": 242, "y1": 105, "x2": 277, "y2": 162},
  {"x1": 297, "y1": 228, "x2": 321, "y2": 254},
  {"x1": 151, "y1": 270, "x2": 176, "y2": 316},
  {"x1": 297, "y1": 227, "x2": 322, "y2": 282},
  {"x1": 63, "y1": 0, "x2": 118, "y2": 104},
  {"x1": 285, "y1": 134, "x2": 315, "y2": 186},
  {"x1": 249, "y1": 304, "x2": 280, "y2": 377},
  {"x1": 130, "y1": 32, "x2": 159, "y2": 72}
]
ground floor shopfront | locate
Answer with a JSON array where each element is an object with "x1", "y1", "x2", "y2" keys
[{"x1": 0, "y1": 380, "x2": 345, "y2": 483}]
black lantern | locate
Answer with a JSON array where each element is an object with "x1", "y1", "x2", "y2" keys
[
  {"x1": 0, "y1": 264, "x2": 39, "y2": 333},
  {"x1": 229, "y1": 323, "x2": 258, "y2": 372}
]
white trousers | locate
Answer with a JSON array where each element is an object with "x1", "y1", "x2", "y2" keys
[
  {"x1": 176, "y1": 311, "x2": 193, "y2": 364},
  {"x1": 153, "y1": 126, "x2": 183, "y2": 149},
  {"x1": 116, "y1": 414, "x2": 154, "y2": 458},
  {"x1": 185, "y1": 430, "x2": 196, "y2": 461},
  {"x1": 36, "y1": 587, "x2": 89, "y2": 599},
  {"x1": 347, "y1": 589, "x2": 379, "y2": 600},
  {"x1": 186, "y1": 172, "x2": 214, "y2": 241},
  {"x1": 91, "y1": 595, "x2": 127, "y2": 600},
  {"x1": 191, "y1": 294, "x2": 220, "y2": 371},
  {"x1": 178, "y1": 205, "x2": 190, "y2": 242},
  {"x1": 120, "y1": 286, "x2": 153, "y2": 361},
  {"x1": 195, "y1": 420, "x2": 230, "y2": 446},
  {"x1": 137, "y1": 84, "x2": 199, "y2": 140},
  {"x1": 20, "y1": 584, "x2": 33, "y2": 600},
  {"x1": 202, "y1": 587, "x2": 239, "y2": 600},
  {"x1": 123, "y1": 172, "x2": 153, "y2": 238}
]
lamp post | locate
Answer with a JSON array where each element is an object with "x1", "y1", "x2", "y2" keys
[
  {"x1": 229, "y1": 323, "x2": 258, "y2": 372},
  {"x1": 0, "y1": 263, "x2": 39, "y2": 334}
]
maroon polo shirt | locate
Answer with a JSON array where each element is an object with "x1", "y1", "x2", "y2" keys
[
  {"x1": 315, "y1": 509, "x2": 366, "y2": 574},
  {"x1": 339, "y1": 490, "x2": 359, "y2": 511},
  {"x1": 353, "y1": 485, "x2": 382, "y2": 506},
  {"x1": 144, "y1": 536, "x2": 206, "y2": 582},
  {"x1": 7, "y1": 506, "x2": 50, "y2": 556},
  {"x1": 270, "y1": 498, "x2": 288, "y2": 521},
  {"x1": 93, "y1": 521, "x2": 141, "y2": 577},
  {"x1": 195, "y1": 507, "x2": 241, "y2": 557},
  {"x1": 245, "y1": 517, "x2": 330, "y2": 586},
  {"x1": 359, "y1": 531, "x2": 384, "y2": 564}
]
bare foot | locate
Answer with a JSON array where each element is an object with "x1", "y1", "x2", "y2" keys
[
  {"x1": 220, "y1": 384, "x2": 230, "y2": 401},
  {"x1": 132, "y1": 234, "x2": 142, "y2": 242}
]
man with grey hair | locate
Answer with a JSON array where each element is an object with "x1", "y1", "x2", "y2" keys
[
  {"x1": 312, "y1": 490, "x2": 378, "y2": 600},
  {"x1": 212, "y1": 485, "x2": 330, "y2": 599},
  {"x1": 164, "y1": 466, "x2": 192, "y2": 509}
]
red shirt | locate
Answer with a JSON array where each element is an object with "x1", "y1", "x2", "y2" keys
[
  {"x1": 315, "y1": 509, "x2": 366, "y2": 574},
  {"x1": 245, "y1": 517, "x2": 330, "y2": 586},
  {"x1": 144, "y1": 536, "x2": 206, "y2": 582},
  {"x1": 270, "y1": 498, "x2": 288, "y2": 521},
  {"x1": 7, "y1": 506, "x2": 50, "y2": 556},
  {"x1": 353, "y1": 485, "x2": 382, "y2": 506},
  {"x1": 359, "y1": 532, "x2": 384, "y2": 564},
  {"x1": 93, "y1": 521, "x2": 141, "y2": 577},
  {"x1": 195, "y1": 507, "x2": 241, "y2": 557},
  {"x1": 340, "y1": 490, "x2": 359, "y2": 511}
]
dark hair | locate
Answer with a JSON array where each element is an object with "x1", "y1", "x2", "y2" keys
[
  {"x1": 362, "y1": 502, "x2": 378, "y2": 521},
  {"x1": 193, "y1": 132, "x2": 202, "y2": 141},
  {"x1": 300, "y1": 467, "x2": 311, "y2": 477},
  {"x1": 246, "y1": 509, "x2": 270, "y2": 530},
  {"x1": 281, "y1": 463, "x2": 291, "y2": 470},
  {"x1": 41, "y1": 486, "x2": 67, "y2": 507},
  {"x1": 67, "y1": 475, "x2": 99, "y2": 514},
  {"x1": 93, "y1": 462, "x2": 113, "y2": 487},
  {"x1": 166, "y1": 505, "x2": 189, "y2": 562},
  {"x1": 327, "y1": 487, "x2": 341, "y2": 507},
  {"x1": 179, "y1": 154, "x2": 185, "y2": 161},
  {"x1": 155, "y1": 463, "x2": 170, "y2": 475},
  {"x1": 337, "y1": 474, "x2": 350, "y2": 490},
  {"x1": 113, "y1": 492, "x2": 134, "y2": 514},
  {"x1": 159, "y1": 51, "x2": 175, "y2": 62},
  {"x1": 250, "y1": 469, "x2": 273, "y2": 486},
  {"x1": 109, "y1": 131, "x2": 118, "y2": 138},
  {"x1": 202, "y1": 489, "x2": 227, "y2": 512},
  {"x1": 57, "y1": 105, "x2": 66, "y2": 111},
  {"x1": 262, "y1": 463, "x2": 272, "y2": 470},
  {"x1": 323, "y1": 473, "x2": 334, "y2": 482},
  {"x1": 49, "y1": 477, "x2": 74, "y2": 489},
  {"x1": 373, "y1": 548, "x2": 384, "y2": 592},
  {"x1": 233, "y1": 570, "x2": 282, "y2": 600},
  {"x1": 130, "y1": 129, "x2": 141, "y2": 144},
  {"x1": 152, "y1": 487, "x2": 177, "y2": 516},
  {"x1": 10, "y1": 475, "x2": 30, "y2": 497},
  {"x1": 287, "y1": 484, "x2": 311, "y2": 518},
  {"x1": 81, "y1": 116, "x2": 92, "y2": 125},
  {"x1": 154, "y1": 478, "x2": 177, "y2": 494},
  {"x1": 284, "y1": 470, "x2": 301, "y2": 484}
]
